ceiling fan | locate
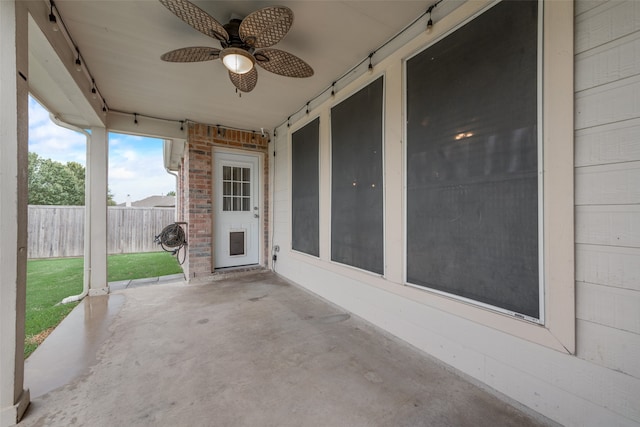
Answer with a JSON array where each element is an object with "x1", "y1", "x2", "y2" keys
[{"x1": 159, "y1": 0, "x2": 314, "y2": 93}]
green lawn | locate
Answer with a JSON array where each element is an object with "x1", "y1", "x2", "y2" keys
[
  {"x1": 25, "y1": 251, "x2": 183, "y2": 358},
  {"x1": 107, "y1": 251, "x2": 184, "y2": 282}
]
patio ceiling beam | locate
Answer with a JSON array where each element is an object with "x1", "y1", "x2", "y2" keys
[
  {"x1": 106, "y1": 110, "x2": 187, "y2": 140},
  {"x1": 26, "y1": 0, "x2": 104, "y2": 128}
]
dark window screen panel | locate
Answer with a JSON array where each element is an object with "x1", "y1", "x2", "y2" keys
[
  {"x1": 331, "y1": 77, "x2": 384, "y2": 274},
  {"x1": 292, "y1": 118, "x2": 320, "y2": 256},
  {"x1": 406, "y1": 1, "x2": 539, "y2": 318}
]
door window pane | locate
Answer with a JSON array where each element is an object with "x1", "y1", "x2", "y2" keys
[
  {"x1": 222, "y1": 165, "x2": 252, "y2": 212},
  {"x1": 223, "y1": 196, "x2": 232, "y2": 211}
]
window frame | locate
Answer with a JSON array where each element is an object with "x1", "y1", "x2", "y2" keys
[
  {"x1": 403, "y1": 0, "x2": 544, "y2": 323},
  {"x1": 400, "y1": 0, "x2": 574, "y2": 353},
  {"x1": 290, "y1": 117, "x2": 321, "y2": 257},
  {"x1": 329, "y1": 76, "x2": 387, "y2": 276}
]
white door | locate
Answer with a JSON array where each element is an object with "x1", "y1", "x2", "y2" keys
[{"x1": 214, "y1": 151, "x2": 260, "y2": 268}]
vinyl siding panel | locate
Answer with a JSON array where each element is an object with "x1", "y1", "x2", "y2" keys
[
  {"x1": 573, "y1": 0, "x2": 640, "y2": 394},
  {"x1": 577, "y1": 282, "x2": 640, "y2": 334},
  {"x1": 575, "y1": 205, "x2": 640, "y2": 247},
  {"x1": 575, "y1": 0, "x2": 640, "y2": 54},
  {"x1": 575, "y1": 31, "x2": 640, "y2": 92},
  {"x1": 575, "y1": 162, "x2": 640, "y2": 205},
  {"x1": 575, "y1": 75, "x2": 640, "y2": 130},
  {"x1": 575, "y1": 118, "x2": 640, "y2": 167},
  {"x1": 576, "y1": 244, "x2": 640, "y2": 292},
  {"x1": 576, "y1": 319, "x2": 640, "y2": 379}
]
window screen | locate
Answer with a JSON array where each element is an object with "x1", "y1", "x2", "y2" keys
[
  {"x1": 291, "y1": 118, "x2": 320, "y2": 257},
  {"x1": 331, "y1": 77, "x2": 384, "y2": 274},
  {"x1": 406, "y1": 1, "x2": 540, "y2": 318}
]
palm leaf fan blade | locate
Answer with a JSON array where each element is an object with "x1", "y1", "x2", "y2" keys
[
  {"x1": 255, "y1": 49, "x2": 313, "y2": 78},
  {"x1": 161, "y1": 47, "x2": 220, "y2": 62},
  {"x1": 159, "y1": 0, "x2": 229, "y2": 42},
  {"x1": 239, "y1": 6, "x2": 293, "y2": 48},
  {"x1": 229, "y1": 67, "x2": 258, "y2": 93}
]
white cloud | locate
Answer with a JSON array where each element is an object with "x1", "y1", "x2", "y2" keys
[
  {"x1": 108, "y1": 135, "x2": 175, "y2": 204},
  {"x1": 29, "y1": 96, "x2": 176, "y2": 204},
  {"x1": 28, "y1": 97, "x2": 87, "y2": 165},
  {"x1": 108, "y1": 166, "x2": 137, "y2": 180}
]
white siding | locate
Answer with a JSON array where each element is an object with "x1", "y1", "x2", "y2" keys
[
  {"x1": 270, "y1": 1, "x2": 640, "y2": 426},
  {"x1": 576, "y1": 244, "x2": 640, "y2": 291},
  {"x1": 575, "y1": 162, "x2": 640, "y2": 205},
  {"x1": 575, "y1": 118, "x2": 640, "y2": 167},
  {"x1": 575, "y1": 0, "x2": 640, "y2": 386}
]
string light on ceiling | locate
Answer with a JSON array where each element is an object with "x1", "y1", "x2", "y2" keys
[
  {"x1": 46, "y1": 0, "x2": 268, "y2": 137},
  {"x1": 74, "y1": 47, "x2": 82, "y2": 72},
  {"x1": 48, "y1": 0, "x2": 106, "y2": 112},
  {"x1": 275, "y1": 0, "x2": 444, "y2": 132},
  {"x1": 426, "y1": 0, "x2": 443, "y2": 34},
  {"x1": 48, "y1": 0, "x2": 443, "y2": 140},
  {"x1": 48, "y1": 1, "x2": 59, "y2": 31}
]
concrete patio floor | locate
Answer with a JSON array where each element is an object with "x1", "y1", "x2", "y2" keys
[{"x1": 20, "y1": 271, "x2": 554, "y2": 426}]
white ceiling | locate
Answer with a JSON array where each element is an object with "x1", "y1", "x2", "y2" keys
[{"x1": 31, "y1": 0, "x2": 441, "y2": 132}]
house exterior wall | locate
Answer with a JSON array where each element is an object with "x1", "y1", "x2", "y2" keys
[
  {"x1": 269, "y1": 1, "x2": 640, "y2": 426},
  {"x1": 180, "y1": 123, "x2": 269, "y2": 279},
  {"x1": 574, "y1": 0, "x2": 640, "y2": 383}
]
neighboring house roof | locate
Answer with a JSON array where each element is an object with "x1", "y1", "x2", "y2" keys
[{"x1": 118, "y1": 195, "x2": 175, "y2": 208}]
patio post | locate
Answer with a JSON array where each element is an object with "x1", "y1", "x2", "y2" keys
[
  {"x1": 87, "y1": 127, "x2": 109, "y2": 295},
  {"x1": 0, "y1": 0, "x2": 30, "y2": 425}
]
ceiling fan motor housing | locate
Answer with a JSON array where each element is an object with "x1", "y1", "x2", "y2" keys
[{"x1": 222, "y1": 19, "x2": 255, "y2": 52}]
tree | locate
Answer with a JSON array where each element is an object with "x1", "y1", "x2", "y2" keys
[
  {"x1": 107, "y1": 190, "x2": 117, "y2": 206},
  {"x1": 28, "y1": 152, "x2": 116, "y2": 206},
  {"x1": 28, "y1": 153, "x2": 82, "y2": 205},
  {"x1": 166, "y1": 190, "x2": 176, "y2": 196}
]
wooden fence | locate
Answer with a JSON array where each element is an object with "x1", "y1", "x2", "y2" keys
[{"x1": 28, "y1": 206, "x2": 176, "y2": 259}]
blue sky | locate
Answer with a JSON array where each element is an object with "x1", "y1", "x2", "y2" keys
[{"x1": 28, "y1": 96, "x2": 176, "y2": 204}]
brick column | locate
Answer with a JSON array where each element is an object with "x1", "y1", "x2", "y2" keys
[
  {"x1": 185, "y1": 127, "x2": 213, "y2": 278},
  {"x1": 182, "y1": 123, "x2": 269, "y2": 280}
]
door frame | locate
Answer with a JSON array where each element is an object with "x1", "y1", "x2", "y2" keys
[{"x1": 212, "y1": 147, "x2": 264, "y2": 270}]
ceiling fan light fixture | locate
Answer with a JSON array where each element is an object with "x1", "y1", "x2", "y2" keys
[{"x1": 220, "y1": 48, "x2": 255, "y2": 74}]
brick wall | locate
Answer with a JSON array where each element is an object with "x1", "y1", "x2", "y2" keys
[
  {"x1": 180, "y1": 122, "x2": 269, "y2": 279},
  {"x1": 178, "y1": 156, "x2": 185, "y2": 222}
]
